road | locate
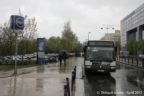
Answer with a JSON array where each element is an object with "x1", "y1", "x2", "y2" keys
[
  {"x1": 84, "y1": 62, "x2": 144, "y2": 96},
  {"x1": 0, "y1": 57, "x2": 144, "y2": 96}
]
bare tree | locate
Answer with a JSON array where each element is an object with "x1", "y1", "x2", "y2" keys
[{"x1": 0, "y1": 9, "x2": 38, "y2": 56}]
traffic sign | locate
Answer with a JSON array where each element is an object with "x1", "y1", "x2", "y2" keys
[
  {"x1": 10, "y1": 15, "x2": 24, "y2": 75},
  {"x1": 10, "y1": 15, "x2": 24, "y2": 30}
]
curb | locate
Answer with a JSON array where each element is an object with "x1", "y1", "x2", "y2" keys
[{"x1": 75, "y1": 64, "x2": 85, "y2": 96}]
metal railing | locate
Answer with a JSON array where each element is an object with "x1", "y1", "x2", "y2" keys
[{"x1": 116, "y1": 56, "x2": 144, "y2": 68}]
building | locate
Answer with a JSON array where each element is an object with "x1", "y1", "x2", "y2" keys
[
  {"x1": 101, "y1": 30, "x2": 120, "y2": 42},
  {"x1": 121, "y1": 3, "x2": 144, "y2": 48}
]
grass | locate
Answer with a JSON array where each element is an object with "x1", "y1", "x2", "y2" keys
[
  {"x1": 0, "y1": 64, "x2": 38, "y2": 71},
  {"x1": 0, "y1": 65, "x2": 13, "y2": 71}
]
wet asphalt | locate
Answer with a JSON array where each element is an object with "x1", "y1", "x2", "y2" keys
[
  {"x1": 84, "y1": 62, "x2": 144, "y2": 96},
  {"x1": 0, "y1": 57, "x2": 144, "y2": 96},
  {"x1": 0, "y1": 57, "x2": 83, "y2": 96}
]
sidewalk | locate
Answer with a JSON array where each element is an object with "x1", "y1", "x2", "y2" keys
[
  {"x1": 74, "y1": 62, "x2": 85, "y2": 96},
  {"x1": 0, "y1": 57, "x2": 85, "y2": 96},
  {"x1": 0, "y1": 66, "x2": 37, "y2": 78}
]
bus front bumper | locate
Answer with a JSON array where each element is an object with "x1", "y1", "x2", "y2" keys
[{"x1": 84, "y1": 65, "x2": 116, "y2": 72}]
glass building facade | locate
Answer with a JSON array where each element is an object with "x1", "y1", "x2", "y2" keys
[{"x1": 121, "y1": 3, "x2": 144, "y2": 47}]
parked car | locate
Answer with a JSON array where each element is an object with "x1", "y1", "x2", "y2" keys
[
  {"x1": 0, "y1": 56, "x2": 4, "y2": 64},
  {"x1": 47, "y1": 54, "x2": 58, "y2": 62},
  {"x1": 139, "y1": 54, "x2": 144, "y2": 59}
]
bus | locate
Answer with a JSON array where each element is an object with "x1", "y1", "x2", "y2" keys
[{"x1": 84, "y1": 40, "x2": 116, "y2": 73}]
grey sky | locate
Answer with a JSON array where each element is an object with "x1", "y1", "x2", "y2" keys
[{"x1": 0, "y1": 0, "x2": 144, "y2": 42}]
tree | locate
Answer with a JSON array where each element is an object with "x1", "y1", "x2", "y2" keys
[
  {"x1": 0, "y1": 22, "x2": 15, "y2": 56},
  {"x1": 60, "y1": 21, "x2": 78, "y2": 52},
  {"x1": 18, "y1": 9, "x2": 38, "y2": 55},
  {"x1": 74, "y1": 41, "x2": 83, "y2": 54},
  {"x1": 45, "y1": 36, "x2": 61, "y2": 53},
  {"x1": 18, "y1": 39, "x2": 37, "y2": 55},
  {"x1": 115, "y1": 41, "x2": 120, "y2": 47},
  {"x1": 44, "y1": 21, "x2": 83, "y2": 54},
  {"x1": 124, "y1": 40, "x2": 144, "y2": 55},
  {"x1": 0, "y1": 9, "x2": 38, "y2": 56}
]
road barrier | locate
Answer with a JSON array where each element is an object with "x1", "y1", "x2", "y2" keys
[
  {"x1": 66, "y1": 78, "x2": 70, "y2": 96},
  {"x1": 64, "y1": 85, "x2": 68, "y2": 96},
  {"x1": 64, "y1": 66, "x2": 77, "y2": 96},
  {"x1": 71, "y1": 66, "x2": 76, "y2": 90},
  {"x1": 117, "y1": 56, "x2": 144, "y2": 68},
  {"x1": 74, "y1": 66, "x2": 76, "y2": 78},
  {"x1": 64, "y1": 78, "x2": 70, "y2": 96}
]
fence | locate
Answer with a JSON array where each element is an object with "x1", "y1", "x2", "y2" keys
[
  {"x1": 117, "y1": 56, "x2": 144, "y2": 68},
  {"x1": 64, "y1": 66, "x2": 76, "y2": 96}
]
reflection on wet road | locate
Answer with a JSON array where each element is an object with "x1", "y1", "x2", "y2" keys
[
  {"x1": 84, "y1": 63, "x2": 144, "y2": 96},
  {"x1": 1, "y1": 57, "x2": 144, "y2": 96},
  {"x1": 84, "y1": 73, "x2": 116, "y2": 96},
  {"x1": 0, "y1": 57, "x2": 82, "y2": 96}
]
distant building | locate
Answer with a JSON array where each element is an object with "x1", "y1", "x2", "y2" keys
[
  {"x1": 121, "y1": 3, "x2": 144, "y2": 48},
  {"x1": 101, "y1": 30, "x2": 120, "y2": 42}
]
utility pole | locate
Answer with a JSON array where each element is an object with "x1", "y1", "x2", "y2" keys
[{"x1": 14, "y1": 33, "x2": 18, "y2": 75}]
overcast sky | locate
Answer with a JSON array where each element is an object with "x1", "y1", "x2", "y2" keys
[{"x1": 0, "y1": 0, "x2": 144, "y2": 42}]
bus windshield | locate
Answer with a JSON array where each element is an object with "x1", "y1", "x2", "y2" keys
[{"x1": 86, "y1": 47, "x2": 114, "y2": 61}]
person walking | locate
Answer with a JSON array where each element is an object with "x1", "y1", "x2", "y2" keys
[
  {"x1": 62, "y1": 52, "x2": 67, "y2": 65},
  {"x1": 58, "y1": 52, "x2": 63, "y2": 66}
]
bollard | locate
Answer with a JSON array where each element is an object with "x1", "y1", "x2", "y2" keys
[
  {"x1": 73, "y1": 71, "x2": 76, "y2": 79},
  {"x1": 74, "y1": 66, "x2": 76, "y2": 70},
  {"x1": 142, "y1": 59, "x2": 144, "y2": 68},
  {"x1": 66, "y1": 78, "x2": 70, "y2": 96},
  {"x1": 71, "y1": 66, "x2": 77, "y2": 91},
  {"x1": 132, "y1": 57, "x2": 133, "y2": 65},
  {"x1": 72, "y1": 71, "x2": 75, "y2": 80},
  {"x1": 64, "y1": 85, "x2": 67, "y2": 96},
  {"x1": 119, "y1": 56, "x2": 120, "y2": 61},
  {"x1": 71, "y1": 71, "x2": 75, "y2": 90},
  {"x1": 137, "y1": 58, "x2": 138, "y2": 67},
  {"x1": 74, "y1": 66, "x2": 76, "y2": 78},
  {"x1": 128, "y1": 57, "x2": 129, "y2": 64}
]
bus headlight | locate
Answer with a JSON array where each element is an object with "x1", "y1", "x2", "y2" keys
[
  {"x1": 110, "y1": 61, "x2": 116, "y2": 66},
  {"x1": 85, "y1": 61, "x2": 92, "y2": 65}
]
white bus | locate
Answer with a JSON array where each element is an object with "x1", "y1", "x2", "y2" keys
[{"x1": 84, "y1": 40, "x2": 117, "y2": 73}]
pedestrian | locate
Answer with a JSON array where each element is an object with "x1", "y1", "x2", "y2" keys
[
  {"x1": 58, "y1": 52, "x2": 63, "y2": 66},
  {"x1": 62, "y1": 52, "x2": 67, "y2": 65}
]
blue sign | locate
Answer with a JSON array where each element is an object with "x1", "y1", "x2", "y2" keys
[
  {"x1": 10, "y1": 15, "x2": 24, "y2": 30},
  {"x1": 37, "y1": 38, "x2": 45, "y2": 64},
  {"x1": 37, "y1": 38, "x2": 45, "y2": 52}
]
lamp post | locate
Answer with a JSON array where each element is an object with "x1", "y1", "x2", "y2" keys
[
  {"x1": 88, "y1": 32, "x2": 91, "y2": 41},
  {"x1": 101, "y1": 24, "x2": 115, "y2": 40}
]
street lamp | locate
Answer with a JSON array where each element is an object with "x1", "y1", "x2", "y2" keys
[
  {"x1": 101, "y1": 24, "x2": 115, "y2": 40},
  {"x1": 88, "y1": 32, "x2": 91, "y2": 41}
]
